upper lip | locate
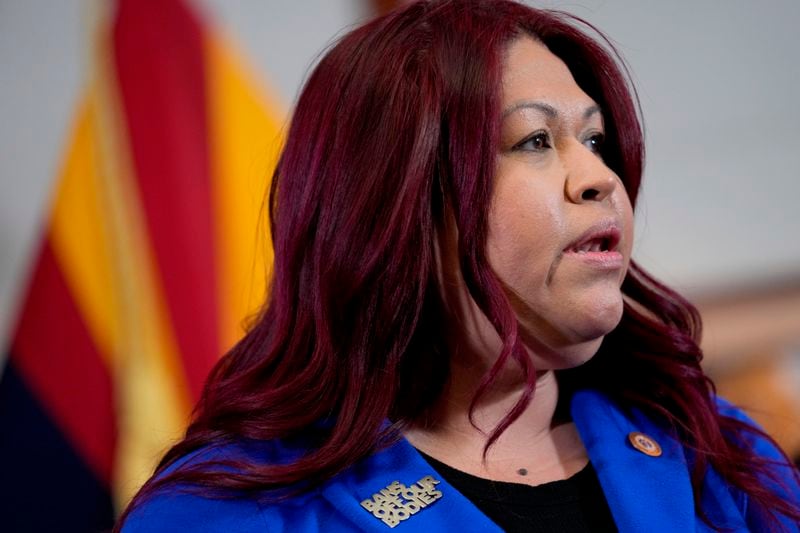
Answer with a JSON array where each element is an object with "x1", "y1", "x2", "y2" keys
[{"x1": 564, "y1": 219, "x2": 622, "y2": 253}]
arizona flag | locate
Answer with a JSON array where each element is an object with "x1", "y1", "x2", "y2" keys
[{"x1": 0, "y1": 0, "x2": 283, "y2": 530}]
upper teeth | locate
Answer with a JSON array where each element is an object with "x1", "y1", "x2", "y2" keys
[{"x1": 575, "y1": 239, "x2": 605, "y2": 253}]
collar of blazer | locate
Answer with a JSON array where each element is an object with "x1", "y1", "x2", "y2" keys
[{"x1": 318, "y1": 389, "x2": 748, "y2": 531}]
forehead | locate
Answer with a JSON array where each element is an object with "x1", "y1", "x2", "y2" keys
[{"x1": 501, "y1": 37, "x2": 595, "y2": 113}]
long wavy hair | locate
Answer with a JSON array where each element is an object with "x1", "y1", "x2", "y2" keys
[{"x1": 120, "y1": 0, "x2": 800, "y2": 529}]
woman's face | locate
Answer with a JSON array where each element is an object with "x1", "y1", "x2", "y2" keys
[{"x1": 488, "y1": 36, "x2": 634, "y2": 369}]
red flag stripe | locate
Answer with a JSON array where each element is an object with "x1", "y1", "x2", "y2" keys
[
  {"x1": 111, "y1": 0, "x2": 219, "y2": 400},
  {"x1": 11, "y1": 240, "x2": 116, "y2": 485}
]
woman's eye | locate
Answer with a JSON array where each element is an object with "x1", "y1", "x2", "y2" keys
[
  {"x1": 583, "y1": 132, "x2": 605, "y2": 155},
  {"x1": 514, "y1": 131, "x2": 551, "y2": 152}
]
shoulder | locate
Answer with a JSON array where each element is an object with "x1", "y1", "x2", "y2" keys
[
  {"x1": 122, "y1": 438, "x2": 329, "y2": 533},
  {"x1": 714, "y1": 395, "x2": 800, "y2": 460},
  {"x1": 122, "y1": 481, "x2": 268, "y2": 533},
  {"x1": 714, "y1": 396, "x2": 798, "y2": 475},
  {"x1": 713, "y1": 397, "x2": 800, "y2": 527},
  {"x1": 122, "y1": 441, "x2": 271, "y2": 533},
  {"x1": 122, "y1": 433, "x2": 488, "y2": 532}
]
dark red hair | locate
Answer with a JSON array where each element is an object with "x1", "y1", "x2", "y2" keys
[{"x1": 120, "y1": 0, "x2": 800, "y2": 529}]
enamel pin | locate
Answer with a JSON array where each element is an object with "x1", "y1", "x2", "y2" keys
[
  {"x1": 628, "y1": 431, "x2": 662, "y2": 457},
  {"x1": 360, "y1": 475, "x2": 443, "y2": 528}
]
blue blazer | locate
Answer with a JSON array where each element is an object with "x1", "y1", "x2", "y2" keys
[{"x1": 124, "y1": 390, "x2": 800, "y2": 531}]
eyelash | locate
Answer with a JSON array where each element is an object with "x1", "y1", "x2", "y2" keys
[
  {"x1": 512, "y1": 131, "x2": 606, "y2": 156},
  {"x1": 513, "y1": 130, "x2": 551, "y2": 152},
  {"x1": 583, "y1": 132, "x2": 605, "y2": 155}
]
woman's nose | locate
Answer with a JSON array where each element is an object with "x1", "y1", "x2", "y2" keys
[{"x1": 564, "y1": 145, "x2": 617, "y2": 203}]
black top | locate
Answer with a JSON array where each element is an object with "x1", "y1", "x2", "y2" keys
[{"x1": 419, "y1": 452, "x2": 618, "y2": 532}]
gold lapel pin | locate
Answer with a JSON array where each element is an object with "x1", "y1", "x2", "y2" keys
[{"x1": 628, "y1": 431, "x2": 662, "y2": 457}]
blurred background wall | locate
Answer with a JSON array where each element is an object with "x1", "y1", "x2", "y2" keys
[
  {"x1": 1, "y1": 0, "x2": 798, "y2": 530},
  {"x1": 4, "y1": 1, "x2": 800, "y2": 330}
]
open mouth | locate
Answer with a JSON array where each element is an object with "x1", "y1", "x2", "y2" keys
[{"x1": 566, "y1": 227, "x2": 621, "y2": 254}]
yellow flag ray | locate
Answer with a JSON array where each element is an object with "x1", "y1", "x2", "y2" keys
[
  {"x1": 88, "y1": 20, "x2": 193, "y2": 508},
  {"x1": 103, "y1": 29, "x2": 285, "y2": 508},
  {"x1": 205, "y1": 32, "x2": 284, "y2": 352},
  {"x1": 49, "y1": 96, "x2": 119, "y2": 369}
]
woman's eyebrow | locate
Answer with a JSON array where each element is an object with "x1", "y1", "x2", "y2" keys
[
  {"x1": 502, "y1": 101, "x2": 601, "y2": 121},
  {"x1": 583, "y1": 104, "x2": 601, "y2": 120},
  {"x1": 503, "y1": 100, "x2": 557, "y2": 119}
]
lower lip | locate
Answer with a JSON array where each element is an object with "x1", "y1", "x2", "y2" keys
[{"x1": 563, "y1": 250, "x2": 624, "y2": 269}]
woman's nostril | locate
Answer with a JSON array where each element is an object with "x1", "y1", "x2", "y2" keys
[{"x1": 582, "y1": 188, "x2": 599, "y2": 201}]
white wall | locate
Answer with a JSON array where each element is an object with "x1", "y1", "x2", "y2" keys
[
  {"x1": 0, "y1": 0, "x2": 85, "y2": 341},
  {"x1": 2, "y1": 0, "x2": 798, "y2": 349},
  {"x1": 547, "y1": 0, "x2": 800, "y2": 294}
]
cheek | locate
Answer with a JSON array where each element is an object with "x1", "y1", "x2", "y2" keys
[
  {"x1": 486, "y1": 180, "x2": 564, "y2": 288},
  {"x1": 618, "y1": 192, "x2": 635, "y2": 268}
]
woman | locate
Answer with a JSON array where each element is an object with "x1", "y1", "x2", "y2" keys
[{"x1": 120, "y1": 1, "x2": 800, "y2": 531}]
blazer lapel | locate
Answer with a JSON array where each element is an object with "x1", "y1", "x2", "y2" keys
[
  {"x1": 571, "y1": 389, "x2": 697, "y2": 532},
  {"x1": 321, "y1": 437, "x2": 503, "y2": 532}
]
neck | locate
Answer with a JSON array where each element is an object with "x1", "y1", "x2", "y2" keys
[
  {"x1": 405, "y1": 365, "x2": 588, "y2": 485},
  {"x1": 438, "y1": 361, "x2": 561, "y2": 437}
]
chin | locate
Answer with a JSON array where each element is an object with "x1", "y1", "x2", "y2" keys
[
  {"x1": 521, "y1": 323, "x2": 609, "y2": 371},
  {"x1": 550, "y1": 335, "x2": 607, "y2": 369},
  {"x1": 523, "y1": 295, "x2": 624, "y2": 370},
  {"x1": 571, "y1": 289, "x2": 625, "y2": 340}
]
